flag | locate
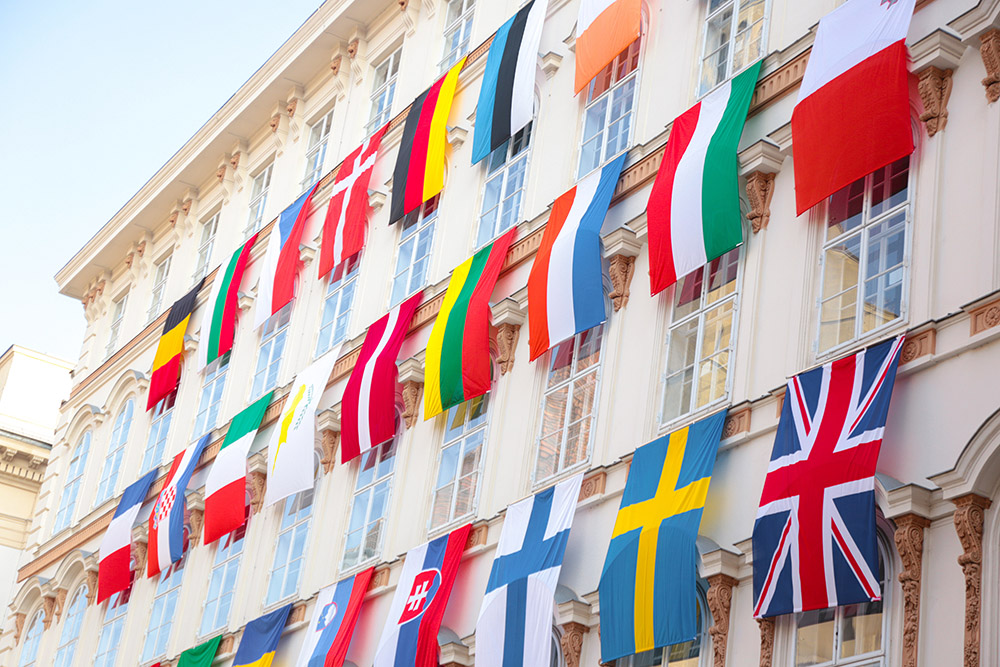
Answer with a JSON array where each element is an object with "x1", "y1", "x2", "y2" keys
[
  {"x1": 341, "y1": 293, "x2": 422, "y2": 463},
  {"x1": 647, "y1": 62, "x2": 760, "y2": 294},
  {"x1": 527, "y1": 154, "x2": 625, "y2": 360},
  {"x1": 234, "y1": 604, "x2": 293, "y2": 667},
  {"x1": 389, "y1": 59, "x2": 467, "y2": 224},
  {"x1": 178, "y1": 635, "x2": 222, "y2": 667},
  {"x1": 476, "y1": 474, "x2": 583, "y2": 667},
  {"x1": 148, "y1": 434, "x2": 211, "y2": 578},
  {"x1": 264, "y1": 348, "x2": 340, "y2": 507},
  {"x1": 575, "y1": 0, "x2": 641, "y2": 94},
  {"x1": 753, "y1": 336, "x2": 906, "y2": 618},
  {"x1": 424, "y1": 228, "x2": 516, "y2": 419},
  {"x1": 204, "y1": 392, "x2": 273, "y2": 544},
  {"x1": 295, "y1": 568, "x2": 375, "y2": 667},
  {"x1": 374, "y1": 524, "x2": 471, "y2": 667},
  {"x1": 255, "y1": 183, "x2": 320, "y2": 328},
  {"x1": 599, "y1": 411, "x2": 726, "y2": 662},
  {"x1": 198, "y1": 234, "x2": 258, "y2": 370},
  {"x1": 792, "y1": 0, "x2": 916, "y2": 214},
  {"x1": 319, "y1": 127, "x2": 387, "y2": 280},
  {"x1": 97, "y1": 470, "x2": 156, "y2": 603},
  {"x1": 147, "y1": 278, "x2": 205, "y2": 411},
  {"x1": 471, "y1": 0, "x2": 546, "y2": 164}
]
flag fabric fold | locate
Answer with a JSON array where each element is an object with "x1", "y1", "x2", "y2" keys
[
  {"x1": 147, "y1": 278, "x2": 205, "y2": 411},
  {"x1": 234, "y1": 604, "x2": 293, "y2": 667},
  {"x1": 575, "y1": 0, "x2": 642, "y2": 94},
  {"x1": 199, "y1": 234, "x2": 258, "y2": 370},
  {"x1": 295, "y1": 568, "x2": 375, "y2": 667},
  {"x1": 178, "y1": 635, "x2": 223, "y2": 667},
  {"x1": 97, "y1": 469, "x2": 157, "y2": 603},
  {"x1": 148, "y1": 434, "x2": 211, "y2": 578}
]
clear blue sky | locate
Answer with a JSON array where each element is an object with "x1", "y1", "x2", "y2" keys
[{"x1": 0, "y1": 0, "x2": 322, "y2": 362}]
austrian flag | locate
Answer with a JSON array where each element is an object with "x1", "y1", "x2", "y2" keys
[{"x1": 148, "y1": 434, "x2": 211, "y2": 578}]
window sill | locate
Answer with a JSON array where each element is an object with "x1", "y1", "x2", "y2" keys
[
  {"x1": 658, "y1": 397, "x2": 731, "y2": 438},
  {"x1": 532, "y1": 460, "x2": 593, "y2": 493},
  {"x1": 815, "y1": 319, "x2": 908, "y2": 366},
  {"x1": 427, "y1": 513, "x2": 476, "y2": 541}
]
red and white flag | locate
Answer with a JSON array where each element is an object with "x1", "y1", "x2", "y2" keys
[
  {"x1": 341, "y1": 291, "x2": 423, "y2": 463},
  {"x1": 792, "y1": 0, "x2": 916, "y2": 214},
  {"x1": 148, "y1": 435, "x2": 209, "y2": 578},
  {"x1": 319, "y1": 125, "x2": 388, "y2": 280},
  {"x1": 97, "y1": 470, "x2": 156, "y2": 603}
]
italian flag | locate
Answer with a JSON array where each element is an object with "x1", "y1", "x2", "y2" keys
[
  {"x1": 203, "y1": 391, "x2": 272, "y2": 545},
  {"x1": 647, "y1": 62, "x2": 760, "y2": 295}
]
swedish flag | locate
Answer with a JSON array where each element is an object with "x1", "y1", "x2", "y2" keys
[{"x1": 599, "y1": 411, "x2": 726, "y2": 663}]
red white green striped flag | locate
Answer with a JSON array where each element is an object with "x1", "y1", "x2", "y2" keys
[
  {"x1": 647, "y1": 62, "x2": 761, "y2": 295},
  {"x1": 198, "y1": 233, "x2": 259, "y2": 371}
]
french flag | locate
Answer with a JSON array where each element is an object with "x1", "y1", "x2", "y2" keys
[
  {"x1": 97, "y1": 470, "x2": 157, "y2": 603},
  {"x1": 527, "y1": 154, "x2": 626, "y2": 360},
  {"x1": 147, "y1": 434, "x2": 210, "y2": 578},
  {"x1": 374, "y1": 524, "x2": 471, "y2": 667},
  {"x1": 296, "y1": 568, "x2": 375, "y2": 667}
]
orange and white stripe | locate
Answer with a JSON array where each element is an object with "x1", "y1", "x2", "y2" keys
[{"x1": 575, "y1": 0, "x2": 641, "y2": 93}]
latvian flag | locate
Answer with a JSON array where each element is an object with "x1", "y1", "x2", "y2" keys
[
  {"x1": 374, "y1": 524, "x2": 471, "y2": 667},
  {"x1": 148, "y1": 434, "x2": 210, "y2": 578},
  {"x1": 574, "y1": 0, "x2": 641, "y2": 93},
  {"x1": 97, "y1": 469, "x2": 157, "y2": 603},
  {"x1": 147, "y1": 278, "x2": 205, "y2": 411},
  {"x1": 295, "y1": 568, "x2": 375, "y2": 667},
  {"x1": 527, "y1": 154, "x2": 625, "y2": 360},
  {"x1": 341, "y1": 292, "x2": 422, "y2": 463},
  {"x1": 646, "y1": 62, "x2": 760, "y2": 294},
  {"x1": 792, "y1": 0, "x2": 916, "y2": 214},
  {"x1": 198, "y1": 233, "x2": 258, "y2": 371}
]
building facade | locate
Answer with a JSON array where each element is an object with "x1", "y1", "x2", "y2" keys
[{"x1": 5, "y1": 1, "x2": 1000, "y2": 666}]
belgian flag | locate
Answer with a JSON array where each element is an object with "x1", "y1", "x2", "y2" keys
[{"x1": 146, "y1": 278, "x2": 204, "y2": 411}]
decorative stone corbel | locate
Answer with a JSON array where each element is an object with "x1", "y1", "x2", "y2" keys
[
  {"x1": 13, "y1": 611, "x2": 26, "y2": 644},
  {"x1": 218, "y1": 634, "x2": 236, "y2": 656},
  {"x1": 953, "y1": 493, "x2": 992, "y2": 667},
  {"x1": 269, "y1": 101, "x2": 290, "y2": 155},
  {"x1": 288, "y1": 601, "x2": 308, "y2": 625},
  {"x1": 757, "y1": 617, "x2": 775, "y2": 667},
  {"x1": 85, "y1": 569, "x2": 99, "y2": 606},
  {"x1": 397, "y1": 357, "x2": 424, "y2": 428},
  {"x1": 317, "y1": 409, "x2": 341, "y2": 474},
  {"x1": 918, "y1": 67, "x2": 953, "y2": 136},
  {"x1": 894, "y1": 513, "x2": 930, "y2": 667},
  {"x1": 602, "y1": 227, "x2": 642, "y2": 311},
  {"x1": 439, "y1": 638, "x2": 473, "y2": 667},
  {"x1": 237, "y1": 290, "x2": 255, "y2": 312},
  {"x1": 491, "y1": 297, "x2": 526, "y2": 375},
  {"x1": 217, "y1": 154, "x2": 235, "y2": 204},
  {"x1": 52, "y1": 587, "x2": 68, "y2": 623},
  {"x1": 560, "y1": 622, "x2": 589, "y2": 667},
  {"x1": 183, "y1": 333, "x2": 199, "y2": 355},
  {"x1": 247, "y1": 453, "x2": 268, "y2": 516},
  {"x1": 41, "y1": 593, "x2": 56, "y2": 629},
  {"x1": 346, "y1": 27, "x2": 367, "y2": 85},
  {"x1": 979, "y1": 29, "x2": 1000, "y2": 103},
  {"x1": 188, "y1": 507, "x2": 204, "y2": 548},
  {"x1": 739, "y1": 140, "x2": 784, "y2": 233},
  {"x1": 285, "y1": 86, "x2": 304, "y2": 144},
  {"x1": 706, "y1": 574, "x2": 737, "y2": 667},
  {"x1": 541, "y1": 52, "x2": 563, "y2": 79},
  {"x1": 330, "y1": 54, "x2": 342, "y2": 75},
  {"x1": 447, "y1": 126, "x2": 468, "y2": 151},
  {"x1": 399, "y1": 0, "x2": 420, "y2": 36}
]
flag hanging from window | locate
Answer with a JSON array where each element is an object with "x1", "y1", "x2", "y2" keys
[
  {"x1": 177, "y1": 635, "x2": 222, "y2": 667},
  {"x1": 147, "y1": 278, "x2": 204, "y2": 411},
  {"x1": 198, "y1": 233, "x2": 258, "y2": 371},
  {"x1": 148, "y1": 434, "x2": 211, "y2": 578},
  {"x1": 234, "y1": 604, "x2": 293, "y2": 667},
  {"x1": 295, "y1": 568, "x2": 375, "y2": 667},
  {"x1": 97, "y1": 469, "x2": 157, "y2": 603},
  {"x1": 574, "y1": 0, "x2": 642, "y2": 94}
]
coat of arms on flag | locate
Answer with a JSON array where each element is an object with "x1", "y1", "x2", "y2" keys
[
  {"x1": 295, "y1": 567, "x2": 374, "y2": 667},
  {"x1": 148, "y1": 434, "x2": 211, "y2": 578}
]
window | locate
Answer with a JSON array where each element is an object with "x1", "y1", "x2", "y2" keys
[
  {"x1": 431, "y1": 395, "x2": 488, "y2": 531},
  {"x1": 266, "y1": 489, "x2": 314, "y2": 605},
  {"x1": 141, "y1": 391, "x2": 176, "y2": 473},
  {"x1": 368, "y1": 49, "x2": 402, "y2": 135},
  {"x1": 614, "y1": 596, "x2": 706, "y2": 667},
  {"x1": 661, "y1": 249, "x2": 740, "y2": 424},
  {"x1": 53, "y1": 585, "x2": 88, "y2": 667},
  {"x1": 95, "y1": 586, "x2": 131, "y2": 667},
  {"x1": 390, "y1": 196, "x2": 438, "y2": 307},
  {"x1": 316, "y1": 257, "x2": 360, "y2": 356},
  {"x1": 17, "y1": 610, "x2": 44, "y2": 667},
  {"x1": 106, "y1": 292, "x2": 128, "y2": 357},
  {"x1": 251, "y1": 305, "x2": 291, "y2": 399},
  {"x1": 303, "y1": 109, "x2": 336, "y2": 190},
  {"x1": 200, "y1": 525, "x2": 246, "y2": 636},
  {"x1": 478, "y1": 123, "x2": 532, "y2": 248},
  {"x1": 96, "y1": 399, "x2": 134, "y2": 505},
  {"x1": 699, "y1": 0, "x2": 768, "y2": 96},
  {"x1": 246, "y1": 163, "x2": 274, "y2": 236},
  {"x1": 818, "y1": 157, "x2": 911, "y2": 354},
  {"x1": 193, "y1": 212, "x2": 220, "y2": 283},
  {"x1": 193, "y1": 355, "x2": 229, "y2": 441},
  {"x1": 535, "y1": 327, "x2": 603, "y2": 483},
  {"x1": 441, "y1": 0, "x2": 475, "y2": 72},
  {"x1": 54, "y1": 431, "x2": 90, "y2": 533},
  {"x1": 343, "y1": 439, "x2": 397, "y2": 569},
  {"x1": 142, "y1": 560, "x2": 185, "y2": 663},
  {"x1": 579, "y1": 39, "x2": 641, "y2": 178},
  {"x1": 148, "y1": 254, "x2": 172, "y2": 321}
]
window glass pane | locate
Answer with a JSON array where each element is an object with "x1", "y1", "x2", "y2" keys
[
  {"x1": 795, "y1": 608, "x2": 836, "y2": 667},
  {"x1": 732, "y1": 0, "x2": 767, "y2": 72},
  {"x1": 827, "y1": 179, "x2": 866, "y2": 240},
  {"x1": 870, "y1": 157, "x2": 910, "y2": 218},
  {"x1": 701, "y1": 7, "x2": 733, "y2": 93},
  {"x1": 673, "y1": 268, "x2": 706, "y2": 320},
  {"x1": 697, "y1": 302, "x2": 733, "y2": 407},
  {"x1": 663, "y1": 319, "x2": 698, "y2": 423}
]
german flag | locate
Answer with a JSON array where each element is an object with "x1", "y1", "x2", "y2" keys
[
  {"x1": 389, "y1": 57, "x2": 467, "y2": 224},
  {"x1": 146, "y1": 278, "x2": 204, "y2": 411}
]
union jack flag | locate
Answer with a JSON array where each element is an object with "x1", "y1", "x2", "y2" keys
[{"x1": 752, "y1": 335, "x2": 905, "y2": 618}]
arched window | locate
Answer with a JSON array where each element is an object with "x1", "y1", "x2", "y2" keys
[
  {"x1": 96, "y1": 399, "x2": 134, "y2": 504},
  {"x1": 615, "y1": 588, "x2": 708, "y2": 666},
  {"x1": 95, "y1": 585, "x2": 131, "y2": 667},
  {"x1": 141, "y1": 390, "x2": 176, "y2": 473},
  {"x1": 477, "y1": 121, "x2": 534, "y2": 248},
  {"x1": 54, "y1": 432, "x2": 91, "y2": 533},
  {"x1": 53, "y1": 584, "x2": 88, "y2": 667},
  {"x1": 17, "y1": 609, "x2": 45, "y2": 667}
]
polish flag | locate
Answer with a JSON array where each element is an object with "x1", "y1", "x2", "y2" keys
[
  {"x1": 792, "y1": 0, "x2": 916, "y2": 214},
  {"x1": 97, "y1": 470, "x2": 157, "y2": 603},
  {"x1": 575, "y1": 0, "x2": 641, "y2": 94}
]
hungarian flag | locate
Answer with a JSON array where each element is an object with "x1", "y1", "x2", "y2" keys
[
  {"x1": 374, "y1": 524, "x2": 471, "y2": 667},
  {"x1": 574, "y1": 0, "x2": 641, "y2": 93},
  {"x1": 647, "y1": 62, "x2": 760, "y2": 294},
  {"x1": 295, "y1": 568, "x2": 375, "y2": 667},
  {"x1": 319, "y1": 126, "x2": 387, "y2": 280},
  {"x1": 148, "y1": 434, "x2": 210, "y2": 578},
  {"x1": 528, "y1": 154, "x2": 625, "y2": 360},
  {"x1": 203, "y1": 391, "x2": 273, "y2": 545},
  {"x1": 341, "y1": 293, "x2": 422, "y2": 463},
  {"x1": 234, "y1": 604, "x2": 293, "y2": 667},
  {"x1": 97, "y1": 469, "x2": 156, "y2": 603},
  {"x1": 792, "y1": 0, "x2": 916, "y2": 214},
  {"x1": 147, "y1": 278, "x2": 204, "y2": 411},
  {"x1": 178, "y1": 636, "x2": 222, "y2": 667},
  {"x1": 389, "y1": 58, "x2": 466, "y2": 224},
  {"x1": 198, "y1": 233, "x2": 258, "y2": 370},
  {"x1": 424, "y1": 228, "x2": 516, "y2": 419}
]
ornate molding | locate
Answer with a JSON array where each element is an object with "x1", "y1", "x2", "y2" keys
[
  {"x1": 980, "y1": 29, "x2": 1000, "y2": 104},
  {"x1": 218, "y1": 634, "x2": 236, "y2": 656},
  {"x1": 953, "y1": 493, "x2": 992, "y2": 667},
  {"x1": 181, "y1": 198, "x2": 193, "y2": 215},
  {"x1": 757, "y1": 617, "x2": 775, "y2": 667},
  {"x1": 465, "y1": 523, "x2": 489, "y2": 550},
  {"x1": 368, "y1": 566, "x2": 390, "y2": 591},
  {"x1": 248, "y1": 470, "x2": 267, "y2": 516},
  {"x1": 723, "y1": 405, "x2": 752, "y2": 439},
  {"x1": 746, "y1": 171, "x2": 776, "y2": 233},
  {"x1": 706, "y1": 574, "x2": 737, "y2": 667},
  {"x1": 286, "y1": 99, "x2": 298, "y2": 119},
  {"x1": 607, "y1": 255, "x2": 636, "y2": 312},
  {"x1": 347, "y1": 39, "x2": 359, "y2": 59},
  {"x1": 41, "y1": 594, "x2": 56, "y2": 629},
  {"x1": 229, "y1": 152, "x2": 241, "y2": 171},
  {"x1": 560, "y1": 621, "x2": 589, "y2": 667},
  {"x1": 269, "y1": 114, "x2": 281, "y2": 133},
  {"x1": 289, "y1": 601, "x2": 308, "y2": 625},
  {"x1": 401, "y1": 380, "x2": 423, "y2": 429},
  {"x1": 131, "y1": 539, "x2": 147, "y2": 573},
  {"x1": 495, "y1": 323, "x2": 520, "y2": 375},
  {"x1": 85, "y1": 569, "x2": 99, "y2": 606},
  {"x1": 579, "y1": 471, "x2": 607, "y2": 502},
  {"x1": 968, "y1": 298, "x2": 1000, "y2": 335},
  {"x1": 894, "y1": 513, "x2": 930, "y2": 667},
  {"x1": 320, "y1": 429, "x2": 340, "y2": 474},
  {"x1": 330, "y1": 54, "x2": 342, "y2": 75},
  {"x1": 918, "y1": 67, "x2": 953, "y2": 136},
  {"x1": 188, "y1": 508, "x2": 204, "y2": 548},
  {"x1": 53, "y1": 587, "x2": 68, "y2": 623},
  {"x1": 900, "y1": 328, "x2": 936, "y2": 364},
  {"x1": 13, "y1": 611, "x2": 25, "y2": 644}
]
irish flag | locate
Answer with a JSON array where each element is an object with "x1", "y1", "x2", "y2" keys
[
  {"x1": 647, "y1": 62, "x2": 760, "y2": 295},
  {"x1": 198, "y1": 233, "x2": 258, "y2": 371}
]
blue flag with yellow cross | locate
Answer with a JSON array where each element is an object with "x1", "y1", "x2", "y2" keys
[{"x1": 598, "y1": 410, "x2": 726, "y2": 663}]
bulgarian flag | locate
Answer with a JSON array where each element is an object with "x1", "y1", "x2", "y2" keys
[
  {"x1": 197, "y1": 233, "x2": 258, "y2": 371},
  {"x1": 647, "y1": 62, "x2": 760, "y2": 295},
  {"x1": 203, "y1": 391, "x2": 272, "y2": 544}
]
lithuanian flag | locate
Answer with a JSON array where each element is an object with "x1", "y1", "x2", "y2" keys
[
  {"x1": 424, "y1": 228, "x2": 516, "y2": 419},
  {"x1": 147, "y1": 278, "x2": 204, "y2": 411}
]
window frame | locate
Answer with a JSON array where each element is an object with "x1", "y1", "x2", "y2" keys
[
  {"x1": 613, "y1": 583, "x2": 711, "y2": 666},
  {"x1": 341, "y1": 438, "x2": 398, "y2": 571},
  {"x1": 246, "y1": 162, "x2": 275, "y2": 238},
  {"x1": 106, "y1": 292, "x2": 129, "y2": 358},
  {"x1": 315, "y1": 257, "x2": 361, "y2": 357},
  {"x1": 54, "y1": 431, "x2": 91, "y2": 533},
  {"x1": 476, "y1": 121, "x2": 534, "y2": 250},
  {"x1": 440, "y1": 0, "x2": 476, "y2": 73},
  {"x1": 429, "y1": 394, "x2": 490, "y2": 534},
  {"x1": 96, "y1": 399, "x2": 135, "y2": 506},
  {"x1": 141, "y1": 390, "x2": 176, "y2": 474},
  {"x1": 302, "y1": 108, "x2": 336, "y2": 191},
  {"x1": 193, "y1": 211, "x2": 221, "y2": 283},
  {"x1": 193, "y1": 355, "x2": 229, "y2": 442},
  {"x1": 17, "y1": 609, "x2": 45, "y2": 667},
  {"x1": 53, "y1": 584, "x2": 88, "y2": 667},
  {"x1": 368, "y1": 48, "x2": 403, "y2": 136},
  {"x1": 142, "y1": 560, "x2": 186, "y2": 663},
  {"x1": 251, "y1": 305, "x2": 292, "y2": 400},
  {"x1": 696, "y1": 0, "x2": 771, "y2": 98},
  {"x1": 389, "y1": 197, "x2": 439, "y2": 308},
  {"x1": 265, "y1": 487, "x2": 315, "y2": 606},
  {"x1": 148, "y1": 253, "x2": 172, "y2": 322},
  {"x1": 95, "y1": 585, "x2": 131, "y2": 667},
  {"x1": 199, "y1": 524, "x2": 247, "y2": 637}
]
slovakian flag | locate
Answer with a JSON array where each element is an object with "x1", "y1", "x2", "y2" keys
[
  {"x1": 295, "y1": 568, "x2": 375, "y2": 667},
  {"x1": 203, "y1": 391, "x2": 272, "y2": 545},
  {"x1": 389, "y1": 58, "x2": 466, "y2": 224},
  {"x1": 319, "y1": 126, "x2": 387, "y2": 280},
  {"x1": 198, "y1": 233, "x2": 258, "y2": 370},
  {"x1": 234, "y1": 604, "x2": 293, "y2": 667},
  {"x1": 148, "y1": 434, "x2": 210, "y2": 578},
  {"x1": 147, "y1": 278, "x2": 205, "y2": 411},
  {"x1": 647, "y1": 62, "x2": 760, "y2": 294},
  {"x1": 792, "y1": 0, "x2": 915, "y2": 214},
  {"x1": 255, "y1": 183, "x2": 320, "y2": 328},
  {"x1": 374, "y1": 524, "x2": 471, "y2": 667},
  {"x1": 575, "y1": 0, "x2": 641, "y2": 93},
  {"x1": 341, "y1": 293, "x2": 422, "y2": 463},
  {"x1": 177, "y1": 635, "x2": 222, "y2": 667},
  {"x1": 528, "y1": 154, "x2": 625, "y2": 360},
  {"x1": 97, "y1": 469, "x2": 157, "y2": 603},
  {"x1": 424, "y1": 228, "x2": 516, "y2": 420},
  {"x1": 471, "y1": 0, "x2": 546, "y2": 164}
]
